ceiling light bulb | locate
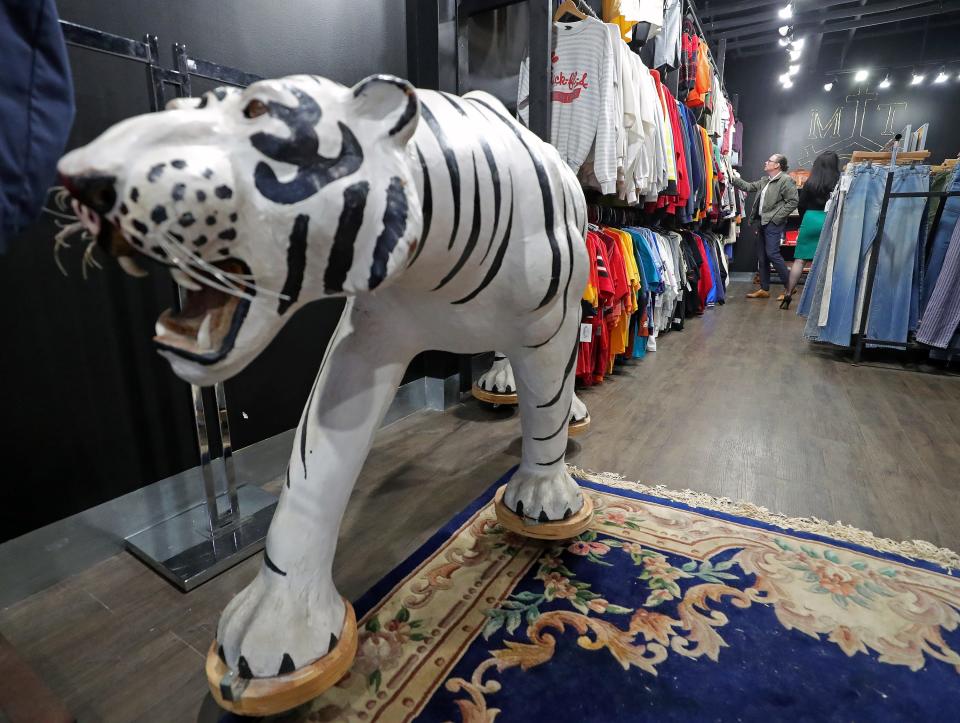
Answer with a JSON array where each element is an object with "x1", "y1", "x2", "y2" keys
[
  {"x1": 879, "y1": 75, "x2": 891, "y2": 89},
  {"x1": 854, "y1": 69, "x2": 869, "y2": 82},
  {"x1": 935, "y1": 69, "x2": 949, "y2": 83},
  {"x1": 792, "y1": 37, "x2": 805, "y2": 50},
  {"x1": 788, "y1": 64, "x2": 800, "y2": 76},
  {"x1": 779, "y1": 25, "x2": 791, "y2": 36},
  {"x1": 778, "y1": 36, "x2": 791, "y2": 47},
  {"x1": 789, "y1": 49, "x2": 802, "y2": 62},
  {"x1": 779, "y1": 3, "x2": 793, "y2": 19},
  {"x1": 782, "y1": 78, "x2": 794, "y2": 89},
  {"x1": 823, "y1": 81, "x2": 834, "y2": 92},
  {"x1": 779, "y1": 73, "x2": 791, "y2": 84},
  {"x1": 911, "y1": 73, "x2": 925, "y2": 85}
]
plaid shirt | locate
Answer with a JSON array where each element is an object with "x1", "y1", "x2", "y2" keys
[{"x1": 680, "y1": 20, "x2": 698, "y2": 97}]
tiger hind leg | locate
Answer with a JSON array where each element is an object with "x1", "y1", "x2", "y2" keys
[{"x1": 503, "y1": 330, "x2": 584, "y2": 522}]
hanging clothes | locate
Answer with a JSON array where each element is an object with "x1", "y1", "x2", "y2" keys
[
  {"x1": 800, "y1": 163, "x2": 930, "y2": 348},
  {"x1": 518, "y1": 17, "x2": 618, "y2": 191}
]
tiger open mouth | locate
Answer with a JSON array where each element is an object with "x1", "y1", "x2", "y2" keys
[
  {"x1": 153, "y1": 259, "x2": 252, "y2": 364},
  {"x1": 69, "y1": 198, "x2": 253, "y2": 366}
]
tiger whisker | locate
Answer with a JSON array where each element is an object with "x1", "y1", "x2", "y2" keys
[
  {"x1": 53, "y1": 221, "x2": 89, "y2": 277},
  {"x1": 81, "y1": 239, "x2": 104, "y2": 281},
  {"x1": 160, "y1": 231, "x2": 291, "y2": 304},
  {"x1": 158, "y1": 232, "x2": 260, "y2": 302},
  {"x1": 43, "y1": 207, "x2": 83, "y2": 222}
]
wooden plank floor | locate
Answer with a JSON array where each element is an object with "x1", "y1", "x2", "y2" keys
[{"x1": 2, "y1": 280, "x2": 959, "y2": 722}]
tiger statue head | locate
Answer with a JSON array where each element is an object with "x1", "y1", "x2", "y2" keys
[{"x1": 58, "y1": 74, "x2": 423, "y2": 386}]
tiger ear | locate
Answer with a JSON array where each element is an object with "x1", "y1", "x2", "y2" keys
[{"x1": 350, "y1": 75, "x2": 419, "y2": 145}]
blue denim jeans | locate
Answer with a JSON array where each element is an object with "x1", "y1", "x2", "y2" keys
[
  {"x1": 817, "y1": 165, "x2": 888, "y2": 347},
  {"x1": 812, "y1": 164, "x2": 928, "y2": 347},
  {"x1": 921, "y1": 165, "x2": 960, "y2": 314},
  {"x1": 865, "y1": 165, "x2": 929, "y2": 344},
  {"x1": 799, "y1": 182, "x2": 843, "y2": 322}
]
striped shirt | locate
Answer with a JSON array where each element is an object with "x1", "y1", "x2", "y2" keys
[{"x1": 519, "y1": 18, "x2": 618, "y2": 193}]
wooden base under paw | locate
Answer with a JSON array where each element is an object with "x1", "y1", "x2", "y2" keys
[
  {"x1": 206, "y1": 598, "x2": 358, "y2": 716},
  {"x1": 471, "y1": 383, "x2": 519, "y2": 405},
  {"x1": 494, "y1": 484, "x2": 594, "y2": 540},
  {"x1": 568, "y1": 414, "x2": 590, "y2": 437}
]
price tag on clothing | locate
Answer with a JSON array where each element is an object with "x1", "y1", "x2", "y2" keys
[{"x1": 580, "y1": 323, "x2": 593, "y2": 342}]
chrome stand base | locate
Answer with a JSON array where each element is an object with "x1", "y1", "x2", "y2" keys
[{"x1": 124, "y1": 485, "x2": 277, "y2": 592}]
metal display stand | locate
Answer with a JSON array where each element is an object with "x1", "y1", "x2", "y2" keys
[
  {"x1": 852, "y1": 151, "x2": 960, "y2": 367},
  {"x1": 61, "y1": 21, "x2": 277, "y2": 591}
]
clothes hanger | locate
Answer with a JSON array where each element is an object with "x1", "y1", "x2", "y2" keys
[
  {"x1": 574, "y1": 0, "x2": 598, "y2": 18},
  {"x1": 554, "y1": 0, "x2": 588, "y2": 22}
]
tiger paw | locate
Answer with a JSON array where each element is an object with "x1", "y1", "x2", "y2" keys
[
  {"x1": 503, "y1": 466, "x2": 583, "y2": 522},
  {"x1": 215, "y1": 569, "x2": 348, "y2": 680},
  {"x1": 477, "y1": 355, "x2": 515, "y2": 394},
  {"x1": 570, "y1": 393, "x2": 588, "y2": 423},
  {"x1": 496, "y1": 468, "x2": 593, "y2": 541}
]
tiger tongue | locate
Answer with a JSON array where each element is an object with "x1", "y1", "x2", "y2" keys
[{"x1": 178, "y1": 284, "x2": 230, "y2": 320}]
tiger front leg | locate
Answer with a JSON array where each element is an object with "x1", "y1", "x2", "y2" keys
[{"x1": 215, "y1": 298, "x2": 414, "y2": 680}]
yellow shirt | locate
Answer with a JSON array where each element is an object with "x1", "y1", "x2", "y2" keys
[{"x1": 602, "y1": 0, "x2": 641, "y2": 42}]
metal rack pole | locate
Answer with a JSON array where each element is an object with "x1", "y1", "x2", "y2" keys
[{"x1": 528, "y1": 0, "x2": 553, "y2": 142}]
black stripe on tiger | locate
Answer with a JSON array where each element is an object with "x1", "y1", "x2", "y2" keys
[
  {"x1": 433, "y1": 152, "x2": 482, "y2": 290},
  {"x1": 527, "y1": 172, "x2": 578, "y2": 349},
  {"x1": 264, "y1": 550, "x2": 287, "y2": 576},
  {"x1": 408, "y1": 145, "x2": 432, "y2": 268},
  {"x1": 466, "y1": 97, "x2": 560, "y2": 309},
  {"x1": 536, "y1": 336, "x2": 579, "y2": 409},
  {"x1": 441, "y1": 94, "x2": 503, "y2": 258},
  {"x1": 323, "y1": 181, "x2": 370, "y2": 294},
  {"x1": 277, "y1": 214, "x2": 309, "y2": 314},
  {"x1": 301, "y1": 380, "x2": 318, "y2": 472},
  {"x1": 369, "y1": 177, "x2": 408, "y2": 289},
  {"x1": 452, "y1": 168, "x2": 514, "y2": 304},
  {"x1": 533, "y1": 400, "x2": 573, "y2": 442},
  {"x1": 419, "y1": 102, "x2": 461, "y2": 250},
  {"x1": 536, "y1": 450, "x2": 568, "y2": 467}
]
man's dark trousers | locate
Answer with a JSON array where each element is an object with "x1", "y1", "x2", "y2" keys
[{"x1": 759, "y1": 222, "x2": 790, "y2": 291}]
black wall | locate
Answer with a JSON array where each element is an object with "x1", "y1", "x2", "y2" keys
[
  {"x1": 0, "y1": 1, "x2": 407, "y2": 542},
  {"x1": 726, "y1": 39, "x2": 960, "y2": 273}
]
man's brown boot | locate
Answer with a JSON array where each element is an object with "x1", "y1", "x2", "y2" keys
[{"x1": 746, "y1": 289, "x2": 770, "y2": 299}]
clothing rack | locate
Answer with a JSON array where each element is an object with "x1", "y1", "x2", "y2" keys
[
  {"x1": 852, "y1": 154, "x2": 960, "y2": 365},
  {"x1": 844, "y1": 150, "x2": 931, "y2": 170},
  {"x1": 58, "y1": 20, "x2": 277, "y2": 591}
]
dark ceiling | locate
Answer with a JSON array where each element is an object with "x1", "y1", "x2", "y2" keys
[{"x1": 699, "y1": 0, "x2": 960, "y2": 74}]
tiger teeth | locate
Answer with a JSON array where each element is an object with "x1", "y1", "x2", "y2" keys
[
  {"x1": 118, "y1": 255, "x2": 149, "y2": 278},
  {"x1": 155, "y1": 321, "x2": 166, "y2": 337},
  {"x1": 197, "y1": 314, "x2": 213, "y2": 351},
  {"x1": 171, "y1": 268, "x2": 202, "y2": 291}
]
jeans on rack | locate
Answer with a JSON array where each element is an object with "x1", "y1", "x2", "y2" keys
[
  {"x1": 917, "y1": 219, "x2": 960, "y2": 348},
  {"x1": 799, "y1": 184, "x2": 843, "y2": 321},
  {"x1": 758, "y1": 222, "x2": 790, "y2": 291},
  {"x1": 865, "y1": 165, "x2": 928, "y2": 345},
  {"x1": 921, "y1": 165, "x2": 960, "y2": 315},
  {"x1": 817, "y1": 164, "x2": 888, "y2": 347}
]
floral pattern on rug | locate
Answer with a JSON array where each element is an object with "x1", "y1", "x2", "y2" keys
[{"x1": 275, "y1": 476, "x2": 960, "y2": 722}]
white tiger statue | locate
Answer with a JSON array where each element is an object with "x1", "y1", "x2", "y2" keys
[{"x1": 58, "y1": 74, "x2": 588, "y2": 681}]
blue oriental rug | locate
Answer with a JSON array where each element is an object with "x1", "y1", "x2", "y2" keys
[{"x1": 265, "y1": 469, "x2": 960, "y2": 722}]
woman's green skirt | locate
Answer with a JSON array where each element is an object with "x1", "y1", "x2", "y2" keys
[{"x1": 794, "y1": 209, "x2": 826, "y2": 260}]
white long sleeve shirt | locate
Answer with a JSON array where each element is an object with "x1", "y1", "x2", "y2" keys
[{"x1": 519, "y1": 18, "x2": 618, "y2": 193}]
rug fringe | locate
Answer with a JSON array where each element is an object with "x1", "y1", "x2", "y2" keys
[{"x1": 567, "y1": 465, "x2": 960, "y2": 572}]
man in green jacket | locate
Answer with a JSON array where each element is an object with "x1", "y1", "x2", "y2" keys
[{"x1": 731, "y1": 154, "x2": 799, "y2": 301}]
